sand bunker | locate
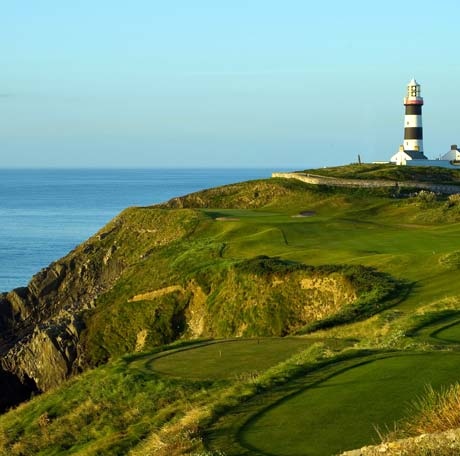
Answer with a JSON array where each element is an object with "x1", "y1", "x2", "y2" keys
[{"x1": 292, "y1": 211, "x2": 316, "y2": 218}]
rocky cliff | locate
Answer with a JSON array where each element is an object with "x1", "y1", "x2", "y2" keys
[
  {"x1": 0, "y1": 235, "x2": 123, "y2": 402},
  {"x1": 0, "y1": 205, "x2": 203, "y2": 407}
]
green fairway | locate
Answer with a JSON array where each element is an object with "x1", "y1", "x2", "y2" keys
[
  {"x1": 210, "y1": 208, "x2": 460, "y2": 319},
  {"x1": 150, "y1": 338, "x2": 348, "y2": 380},
  {"x1": 239, "y1": 352, "x2": 460, "y2": 456}
]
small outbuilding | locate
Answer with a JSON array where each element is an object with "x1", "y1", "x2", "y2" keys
[
  {"x1": 390, "y1": 145, "x2": 427, "y2": 165},
  {"x1": 441, "y1": 145, "x2": 460, "y2": 162}
]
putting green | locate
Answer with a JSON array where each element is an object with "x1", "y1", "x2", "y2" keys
[
  {"x1": 150, "y1": 338, "x2": 346, "y2": 380},
  {"x1": 240, "y1": 352, "x2": 460, "y2": 456}
]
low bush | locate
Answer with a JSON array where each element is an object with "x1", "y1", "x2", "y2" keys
[
  {"x1": 439, "y1": 251, "x2": 460, "y2": 269},
  {"x1": 404, "y1": 383, "x2": 460, "y2": 435},
  {"x1": 413, "y1": 190, "x2": 438, "y2": 206}
]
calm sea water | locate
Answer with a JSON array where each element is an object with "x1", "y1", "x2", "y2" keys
[{"x1": 0, "y1": 168, "x2": 275, "y2": 292}]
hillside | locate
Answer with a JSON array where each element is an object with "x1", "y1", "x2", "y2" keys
[{"x1": 1, "y1": 166, "x2": 460, "y2": 455}]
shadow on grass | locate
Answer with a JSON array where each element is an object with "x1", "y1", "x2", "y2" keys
[{"x1": 406, "y1": 309, "x2": 460, "y2": 344}]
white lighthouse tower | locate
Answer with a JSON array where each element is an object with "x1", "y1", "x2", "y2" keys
[
  {"x1": 391, "y1": 78, "x2": 428, "y2": 164},
  {"x1": 403, "y1": 78, "x2": 426, "y2": 156}
]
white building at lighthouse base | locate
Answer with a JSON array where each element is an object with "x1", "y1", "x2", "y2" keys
[
  {"x1": 390, "y1": 145, "x2": 427, "y2": 165},
  {"x1": 389, "y1": 145, "x2": 460, "y2": 169}
]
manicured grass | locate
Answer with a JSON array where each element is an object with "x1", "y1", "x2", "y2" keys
[
  {"x1": 432, "y1": 321, "x2": 460, "y2": 343},
  {"x1": 239, "y1": 352, "x2": 460, "y2": 456},
  {"x1": 213, "y1": 208, "x2": 460, "y2": 318},
  {"x1": 149, "y1": 338, "x2": 349, "y2": 380}
]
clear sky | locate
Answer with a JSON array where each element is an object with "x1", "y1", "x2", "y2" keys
[{"x1": 1, "y1": 1, "x2": 459, "y2": 168}]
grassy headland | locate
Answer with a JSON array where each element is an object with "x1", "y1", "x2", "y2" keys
[{"x1": 2, "y1": 165, "x2": 460, "y2": 455}]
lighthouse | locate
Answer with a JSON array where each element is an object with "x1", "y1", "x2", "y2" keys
[
  {"x1": 390, "y1": 78, "x2": 428, "y2": 164},
  {"x1": 403, "y1": 78, "x2": 426, "y2": 157}
]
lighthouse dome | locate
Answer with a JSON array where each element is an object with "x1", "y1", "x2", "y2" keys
[{"x1": 408, "y1": 78, "x2": 419, "y2": 86}]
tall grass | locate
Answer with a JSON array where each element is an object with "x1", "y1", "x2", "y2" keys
[{"x1": 402, "y1": 383, "x2": 460, "y2": 436}]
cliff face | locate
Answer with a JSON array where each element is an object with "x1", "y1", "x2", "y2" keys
[
  {"x1": 0, "y1": 238, "x2": 122, "y2": 398},
  {"x1": 0, "y1": 206, "x2": 202, "y2": 407}
]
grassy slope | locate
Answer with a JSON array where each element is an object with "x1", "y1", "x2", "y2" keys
[
  {"x1": 302, "y1": 163, "x2": 460, "y2": 183},
  {"x1": 3, "y1": 170, "x2": 460, "y2": 455}
]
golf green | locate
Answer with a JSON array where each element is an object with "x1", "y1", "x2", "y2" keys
[
  {"x1": 240, "y1": 352, "x2": 460, "y2": 456},
  {"x1": 150, "y1": 338, "x2": 325, "y2": 380}
]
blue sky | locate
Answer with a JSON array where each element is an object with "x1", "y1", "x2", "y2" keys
[{"x1": 1, "y1": 1, "x2": 459, "y2": 168}]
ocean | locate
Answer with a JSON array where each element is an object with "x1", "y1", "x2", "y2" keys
[{"x1": 0, "y1": 168, "x2": 275, "y2": 292}]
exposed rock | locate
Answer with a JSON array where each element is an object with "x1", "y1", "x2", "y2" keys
[
  {"x1": 135, "y1": 329, "x2": 149, "y2": 352},
  {"x1": 185, "y1": 282, "x2": 208, "y2": 338},
  {"x1": 0, "y1": 207, "x2": 201, "y2": 407},
  {"x1": 0, "y1": 229, "x2": 125, "y2": 399},
  {"x1": 1, "y1": 315, "x2": 85, "y2": 391},
  {"x1": 340, "y1": 428, "x2": 460, "y2": 455},
  {"x1": 128, "y1": 285, "x2": 185, "y2": 303}
]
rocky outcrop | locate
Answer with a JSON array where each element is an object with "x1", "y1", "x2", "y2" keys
[
  {"x1": 0, "y1": 223, "x2": 126, "y2": 400},
  {"x1": 0, "y1": 207, "x2": 202, "y2": 407},
  {"x1": 0, "y1": 314, "x2": 85, "y2": 392}
]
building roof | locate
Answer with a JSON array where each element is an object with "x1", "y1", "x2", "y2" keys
[
  {"x1": 408, "y1": 78, "x2": 419, "y2": 86},
  {"x1": 405, "y1": 150, "x2": 427, "y2": 159}
]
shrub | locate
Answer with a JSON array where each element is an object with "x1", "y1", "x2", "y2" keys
[
  {"x1": 445, "y1": 193, "x2": 460, "y2": 212},
  {"x1": 413, "y1": 190, "x2": 437, "y2": 206},
  {"x1": 439, "y1": 251, "x2": 460, "y2": 269}
]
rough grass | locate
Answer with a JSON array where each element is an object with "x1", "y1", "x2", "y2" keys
[
  {"x1": 83, "y1": 256, "x2": 398, "y2": 365},
  {"x1": 398, "y1": 384, "x2": 460, "y2": 436},
  {"x1": 0, "y1": 352, "x2": 209, "y2": 456},
  {"x1": 439, "y1": 251, "x2": 460, "y2": 269}
]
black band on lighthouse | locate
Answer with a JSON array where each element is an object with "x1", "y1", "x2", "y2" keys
[
  {"x1": 405, "y1": 105, "x2": 422, "y2": 115},
  {"x1": 404, "y1": 127, "x2": 423, "y2": 140}
]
